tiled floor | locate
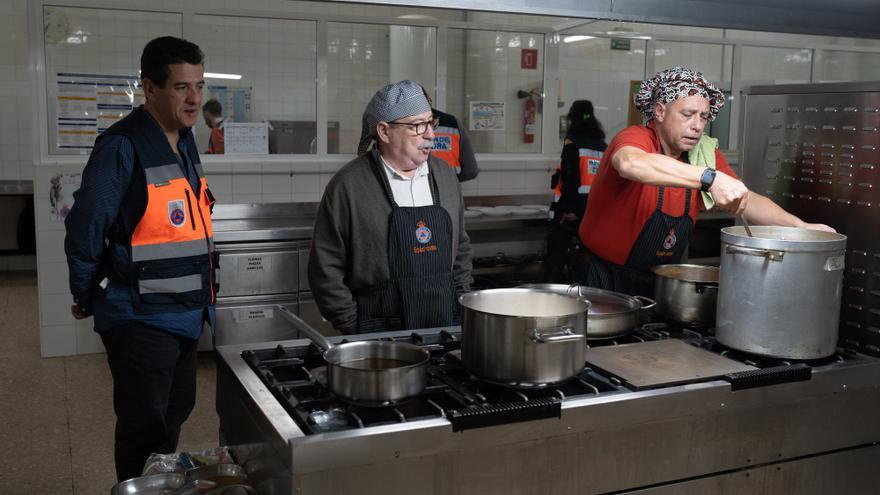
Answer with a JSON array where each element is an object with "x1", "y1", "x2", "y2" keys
[{"x1": 0, "y1": 271, "x2": 219, "y2": 494}]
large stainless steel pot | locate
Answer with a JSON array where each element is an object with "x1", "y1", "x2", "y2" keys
[
  {"x1": 277, "y1": 306, "x2": 429, "y2": 404},
  {"x1": 459, "y1": 288, "x2": 589, "y2": 387},
  {"x1": 519, "y1": 284, "x2": 655, "y2": 339},
  {"x1": 716, "y1": 226, "x2": 847, "y2": 359},
  {"x1": 651, "y1": 264, "x2": 719, "y2": 328}
]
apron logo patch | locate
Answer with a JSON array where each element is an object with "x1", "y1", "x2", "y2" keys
[
  {"x1": 168, "y1": 200, "x2": 186, "y2": 227},
  {"x1": 662, "y1": 228, "x2": 677, "y2": 250},
  {"x1": 415, "y1": 221, "x2": 432, "y2": 244},
  {"x1": 433, "y1": 136, "x2": 452, "y2": 151}
]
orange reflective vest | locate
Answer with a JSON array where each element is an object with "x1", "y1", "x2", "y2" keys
[
  {"x1": 550, "y1": 147, "x2": 604, "y2": 219},
  {"x1": 102, "y1": 108, "x2": 217, "y2": 315},
  {"x1": 431, "y1": 110, "x2": 463, "y2": 174}
]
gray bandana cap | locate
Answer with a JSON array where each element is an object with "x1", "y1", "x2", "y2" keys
[
  {"x1": 634, "y1": 67, "x2": 725, "y2": 123},
  {"x1": 357, "y1": 80, "x2": 432, "y2": 155}
]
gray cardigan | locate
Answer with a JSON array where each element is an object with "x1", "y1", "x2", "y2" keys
[{"x1": 307, "y1": 150, "x2": 473, "y2": 333}]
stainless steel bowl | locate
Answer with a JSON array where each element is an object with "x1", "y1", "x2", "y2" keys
[{"x1": 111, "y1": 473, "x2": 186, "y2": 495}]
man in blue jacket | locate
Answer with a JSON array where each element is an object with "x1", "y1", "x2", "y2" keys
[{"x1": 64, "y1": 36, "x2": 216, "y2": 482}]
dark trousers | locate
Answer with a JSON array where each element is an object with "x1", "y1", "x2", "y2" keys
[
  {"x1": 544, "y1": 220, "x2": 581, "y2": 283},
  {"x1": 100, "y1": 321, "x2": 199, "y2": 481}
]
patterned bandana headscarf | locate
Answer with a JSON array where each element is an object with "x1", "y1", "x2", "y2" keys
[
  {"x1": 357, "y1": 80, "x2": 432, "y2": 156},
  {"x1": 634, "y1": 67, "x2": 725, "y2": 122}
]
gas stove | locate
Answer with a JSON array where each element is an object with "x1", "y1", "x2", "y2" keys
[
  {"x1": 216, "y1": 324, "x2": 880, "y2": 494},
  {"x1": 237, "y1": 323, "x2": 871, "y2": 435}
]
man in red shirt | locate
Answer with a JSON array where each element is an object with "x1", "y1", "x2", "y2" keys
[{"x1": 577, "y1": 67, "x2": 833, "y2": 296}]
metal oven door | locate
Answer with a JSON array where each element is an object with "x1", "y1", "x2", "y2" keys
[{"x1": 216, "y1": 241, "x2": 299, "y2": 297}]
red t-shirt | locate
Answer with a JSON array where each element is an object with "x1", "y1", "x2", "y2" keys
[{"x1": 578, "y1": 124, "x2": 737, "y2": 266}]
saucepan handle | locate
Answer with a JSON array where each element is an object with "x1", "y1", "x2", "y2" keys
[
  {"x1": 634, "y1": 295, "x2": 656, "y2": 310},
  {"x1": 530, "y1": 327, "x2": 585, "y2": 344},
  {"x1": 276, "y1": 305, "x2": 334, "y2": 351},
  {"x1": 725, "y1": 245, "x2": 785, "y2": 261}
]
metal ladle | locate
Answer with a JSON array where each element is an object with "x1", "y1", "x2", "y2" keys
[{"x1": 740, "y1": 215, "x2": 754, "y2": 237}]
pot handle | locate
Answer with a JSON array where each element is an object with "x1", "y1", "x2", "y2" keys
[
  {"x1": 633, "y1": 295, "x2": 656, "y2": 310},
  {"x1": 725, "y1": 245, "x2": 785, "y2": 261},
  {"x1": 695, "y1": 283, "x2": 718, "y2": 294},
  {"x1": 530, "y1": 327, "x2": 585, "y2": 344},
  {"x1": 276, "y1": 305, "x2": 334, "y2": 351}
]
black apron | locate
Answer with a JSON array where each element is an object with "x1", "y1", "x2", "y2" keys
[
  {"x1": 354, "y1": 162, "x2": 459, "y2": 333},
  {"x1": 583, "y1": 185, "x2": 694, "y2": 297}
]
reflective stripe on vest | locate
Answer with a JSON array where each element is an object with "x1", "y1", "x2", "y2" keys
[
  {"x1": 577, "y1": 148, "x2": 604, "y2": 194},
  {"x1": 432, "y1": 126, "x2": 462, "y2": 172}
]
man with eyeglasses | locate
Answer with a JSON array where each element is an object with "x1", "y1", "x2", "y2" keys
[{"x1": 309, "y1": 80, "x2": 473, "y2": 334}]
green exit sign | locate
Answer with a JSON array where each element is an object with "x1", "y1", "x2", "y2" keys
[{"x1": 611, "y1": 39, "x2": 631, "y2": 51}]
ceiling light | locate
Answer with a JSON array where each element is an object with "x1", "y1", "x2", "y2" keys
[
  {"x1": 205, "y1": 72, "x2": 242, "y2": 80},
  {"x1": 563, "y1": 35, "x2": 596, "y2": 43}
]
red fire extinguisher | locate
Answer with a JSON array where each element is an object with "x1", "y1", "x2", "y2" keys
[{"x1": 523, "y1": 93, "x2": 536, "y2": 143}]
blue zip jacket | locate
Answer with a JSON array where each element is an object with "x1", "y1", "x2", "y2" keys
[{"x1": 64, "y1": 115, "x2": 213, "y2": 338}]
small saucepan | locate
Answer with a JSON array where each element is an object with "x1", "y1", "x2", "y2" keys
[
  {"x1": 651, "y1": 264, "x2": 719, "y2": 328},
  {"x1": 276, "y1": 306, "x2": 430, "y2": 405}
]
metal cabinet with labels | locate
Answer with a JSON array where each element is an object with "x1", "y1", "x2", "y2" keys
[
  {"x1": 214, "y1": 295, "x2": 298, "y2": 347},
  {"x1": 216, "y1": 241, "x2": 299, "y2": 297},
  {"x1": 740, "y1": 82, "x2": 880, "y2": 356}
]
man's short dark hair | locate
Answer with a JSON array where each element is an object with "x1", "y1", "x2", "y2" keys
[
  {"x1": 202, "y1": 99, "x2": 222, "y2": 117},
  {"x1": 140, "y1": 36, "x2": 204, "y2": 88}
]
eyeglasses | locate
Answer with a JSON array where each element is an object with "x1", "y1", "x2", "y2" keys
[{"x1": 387, "y1": 117, "x2": 440, "y2": 135}]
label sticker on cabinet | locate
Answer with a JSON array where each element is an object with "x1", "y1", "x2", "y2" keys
[
  {"x1": 234, "y1": 308, "x2": 274, "y2": 322},
  {"x1": 239, "y1": 255, "x2": 272, "y2": 272},
  {"x1": 824, "y1": 256, "x2": 845, "y2": 271}
]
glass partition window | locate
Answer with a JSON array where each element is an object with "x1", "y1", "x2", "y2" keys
[
  {"x1": 740, "y1": 46, "x2": 812, "y2": 86},
  {"x1": 327, "y1": 23, "x2": 436, "y2": 154},
  {"x1": 446, "y1": 29, "x2": 545, "y2": 154},
  {"x1": 813, "y1": 50, "x2": 880, "y2": 83},
  {"x1": 653, "y1": 41, "x2": 732, "y2": 88},
  {"x1": 556, "y1": 35, "x2": 646, "y2": 154},
  {"x1": 43, "y1": 6, "x2": 181, "y2": 155},
  {"x1": 192, "y1": 15, "x2": 317, "y2": 155}
]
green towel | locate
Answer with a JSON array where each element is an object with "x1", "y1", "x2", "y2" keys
[{"x1": 688, "y1": 134, "x2": 717, "y2": 210}]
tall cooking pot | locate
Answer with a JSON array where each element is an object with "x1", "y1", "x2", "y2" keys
[
  {"x1": 651, "y1": 264, "x2": 719, "y2": 328},
  {"x1": 518, "y1": 284, "x2": 655, "y2": 338},
  {"x1": 459, "y1": 288, "x2": 589, "y2": 387},
  {"x1": 716, "y1": 226, "x2": 847, "y2": 359}
]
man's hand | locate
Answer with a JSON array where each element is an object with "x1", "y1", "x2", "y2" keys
[
  {"x1": 561, "y1": 212, "x2": 578, "y2": 223},
  {"x1": 708, "y1": 171, "x2": 749, "y2": 215},
  {"x1": 801, "y1": 223, "x2": 837, "y2": 233},
  {"x1": 71, "y1": 304, "x2": 90, "y2": 320}
]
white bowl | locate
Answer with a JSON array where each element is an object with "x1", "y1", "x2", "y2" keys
[
  {"x1": 463, "y1": 210, "x2": 483, "y2": 218},
  {"x1": 521, "y1": 204, "x2": 550, "y2": 212},
  {"x1": 482, "y1": 207, "x2": 511, "y2": 216}
]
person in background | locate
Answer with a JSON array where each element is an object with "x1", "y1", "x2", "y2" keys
[
  {"x1": 64, "y1": 36, "x2": 217, "y2": 482},
  {"x1": 419, "y1": 86, "x2": 479, "y2": 182},
  {"x1": 311, "y1": 80, "x2": 472, "y2": 334},
  {"x1": 202, "y1": 98, "x2": 225, "y2": 154},
  {"x1": 545, "y1": 100, "x2": 607, "y2": 282},
  {"x1": 575, "y1": 66, "x2": 833, "y2": 297}
]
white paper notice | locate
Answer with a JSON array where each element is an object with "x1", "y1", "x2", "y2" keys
[
  {"x1": 224, "y1": 122, "x2": 269, "y2": 154},
  {"x1": 49, "y1": 173, "x2": 82, "y2": 222},
  {"x1": 469, "y1": 101, "x2": 506, "y2": 131}
]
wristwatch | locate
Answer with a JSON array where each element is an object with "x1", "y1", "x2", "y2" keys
[{"x1": 700, "y1": 168, "x2": 716, "y2": 192}]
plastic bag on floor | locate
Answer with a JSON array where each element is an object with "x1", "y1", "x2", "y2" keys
[{"x1": 142, "y1": 446, "x2": 234, "y2": 475}]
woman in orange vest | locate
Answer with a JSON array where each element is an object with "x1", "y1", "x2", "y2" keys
[{"x1": 546, "y1": 100, "x2": 607, "y2": 282}]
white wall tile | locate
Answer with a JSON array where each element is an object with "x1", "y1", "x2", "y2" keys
[
  {"x1": 75, "y1": 321, "x2": 105, "y2": 355},
  {"x1": 40, "y1": 323, "x2": 77, "y2": 357}
]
